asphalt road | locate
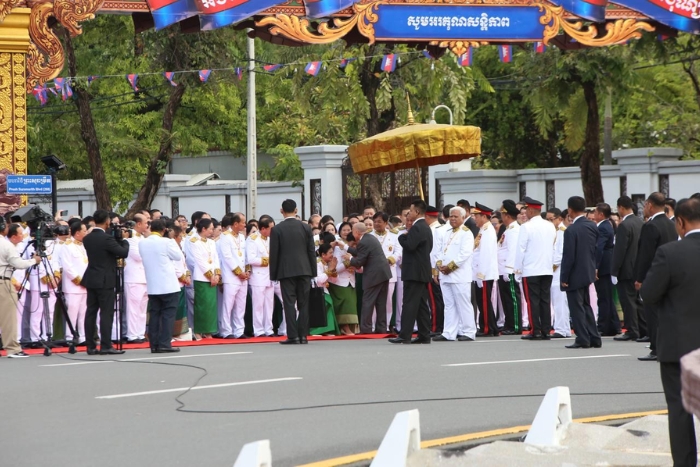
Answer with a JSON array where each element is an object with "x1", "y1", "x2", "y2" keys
[{"x1": 1, "y1": 336, "x2": 665, "y2": 467}]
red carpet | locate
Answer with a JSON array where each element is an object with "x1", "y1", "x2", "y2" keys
[{"x1": 14, "y1": 333, "x2": 394, "y2": 356}]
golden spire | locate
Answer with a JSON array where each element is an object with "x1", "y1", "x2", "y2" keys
[{"x1": 406, "y1": 92, "x2": 415, "y2": 125}]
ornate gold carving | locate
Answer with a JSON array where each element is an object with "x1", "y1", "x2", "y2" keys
[
  {"x1": 428, "y1": 40, "x2": 487, "y2": 56},
  {"x1": 26, "y1": 0, "x2": 105, "y2": 91},
  {"x1": 538, "y1": 3, "x2": 655, "y2": 47},
  {"x1": 0, "y1": 53, "x2": 13, "y2": 173},
  {"x1": 256, "y1": 1, "x2": 380, "y2": 45},
  {"x1": 0, "y1": 51, "x2": 26, "y2": 177},
  {"x1": 0, "y1": 1, "x2": 24, "y2": 23}
]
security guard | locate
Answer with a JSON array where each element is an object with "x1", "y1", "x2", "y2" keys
[
  {"x1": 498, "y1": 200, "x2": 522, "y2": 335},
  {"x1": 472, "y1": 203, "x2": 499, "y2": 336}
]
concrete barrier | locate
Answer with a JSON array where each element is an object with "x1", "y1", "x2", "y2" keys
[
  {"x1": 233, "y1": 440, "x2": 271, "y2": 467},
  {"x1": 524, "y1": 386, "x2": 572, "y2": 446},
  {"x1": 371, "y1": 409, "x2": 421, "y2": 467}
]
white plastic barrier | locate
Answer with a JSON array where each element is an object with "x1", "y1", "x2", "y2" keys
[
  {"x1": 524, "y1": 386, "x2": 572, "y2": 446},
  {"x1": 233, "y1": 440, "x2": 272, "y2": 467},
  {"x1": 371, "y1": 409, "x2": 421, "y2": 467}
]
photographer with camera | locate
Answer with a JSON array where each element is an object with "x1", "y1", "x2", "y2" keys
[
  {"x1": 0, "y1": 223, "x2": 41, "y2": 358},
  {"x1": 81, "y1": 210, "x2": 129, "y2": 355}
]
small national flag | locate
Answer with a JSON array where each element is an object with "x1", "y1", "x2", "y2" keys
[
  {"x1": 163, "y1": 71, "x2": 177, "y2": 87},
  {"x1": 48, "y1": 87, "x2": 58, "y2": 96},
  {"x1": 498, "y1": 45, "x2": 513, "y2": 63},
  {"x1": 380, "y1": 54, "x2": 397, "y2": 73},
  {"x1": 54, "y1": 78, "x2": 73, "y2": 101},
  {"x1": 198, "y1": 69, "x2": 211, "y2": 83},
  {"x1": 305, "y1": 61, "x2": 321, "y2": 77},
  {"x1": 32, "y1": 85, "x2": 47, "y2": 106},
  {"x1": 458, "y1": 48, "x2": 472, "y2": 67},
  {"x1": 235, "y1": 67, "x2": 243, "y2": 81},
  {"x1": 535, "y1": 42, "x2": 546, "y2": 54},
  {"x1": 422, "y1": 50, "x2": 434, "y2": 59},
  {"x1": 53, "y1": 78, "x2": 64, "y2": 96},
  {"x1": 87, "y1": 75, "x2": 99, "y2": 86},
  {"x1": 339, "y1": 58, "x2": 357, "y2": 69},
  {"x1": 263, "y1": 64, "x2": 282, "y2": 73},
  {"x1": 658, "y1": 34, "x2": 670, "y2": 41},
  {"x1": 127, "y1": 73, "x2": 139, "y2": 92}
]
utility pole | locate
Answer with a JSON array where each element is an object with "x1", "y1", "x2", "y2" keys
[
  {"x1": 247, "y1": 31, "x2": 257, "y2": 219},
  {"x1": 604, "y1": 88, "x2": 612, "y2": 166}
]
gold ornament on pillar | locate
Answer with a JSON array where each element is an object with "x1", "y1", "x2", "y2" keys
[{"x1": 26, "y1": 0, "x2": 104, "y2": 91}]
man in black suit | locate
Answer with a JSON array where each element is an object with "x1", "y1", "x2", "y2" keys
[
  {"x1": 634, "y1": 192, "x2": 678, "y2": 361},
  {"x1": 640, "y1": 197, "x2": 700, "y2": 467},
  {"x1": 270, "y1": 199, "x2": 317, "y2": 345},
  {"x1": 81, "y1": 210, "x2": 130, "y2": 355},
  {"x1": 612, "y1": 196, "x2": 645, "y2": 341},
  {"x1": 343, "y1": 223, "x2": 392, "y2": 334},
  {"x1": 593, "y1": 203, "x2": 620, "y2": 336},
  {"x1": 390, "y1": 200, "x2": 433, "y2": 344},
  {"x1": 560, "y1": 196, "x2": 601, "y2": 349}
]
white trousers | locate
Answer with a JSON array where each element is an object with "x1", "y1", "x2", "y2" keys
[
  {"x1": 519, "y1": 281, "x2": 530, "y2": 328},
  {"x1": 589, "y1": 283, "x2": 598, "y2": 321},
  {"x1": 185, "y1": 282, "x2": 194, "y2": 331},
  {"x1": 220, "y1": 281, "x2": 248, "y2": 337},
  {"x1": 251, "y1": 285, "x2": 274, "y2": 336},
  {"x1": 65, "y1": 292, "x2": 87, "y2": 342},
  {"x1": 495, "y1": 284, "x2": 505, "y2": 328},
  {"x1": 125, "y1": 282, "x2": 148, "y2": 340},
  {"x1": 442, "y1": 282, "x2": 475, "y2": 340},
  {"x1": 372, "y1": 281, "x2": 395, "y2": 332},
  {"x1": 16, "y1": 291, "x2": 28, "y2": 342},
  {"x1": 29, "y1": 287, "x2": 57, "y2": 341},
  {"x1": 551, "y1": 273, "x2": 571, "y2": 337},
  {"x1": 274, "y1": 282, "x2": 287, "y2": 336}
]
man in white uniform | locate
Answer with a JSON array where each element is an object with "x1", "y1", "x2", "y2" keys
[
  {"x1": 247, "y1": 219, "x2": 275, "y2": 337},
  {"x1": 124, "y1": 213, "x2": 150, "y2": 343},
  {"x1": 547, "y1": 208, "x2": 571, "y2": 338},
  {"x1": 61, "y1": 221, "x2": 89, "y2": 344},
  {"x1": 369, "y1": 212, "x2": 402, "y2": 333},
  {"x1": 432, "y1": 207, "x2": 475, "y2": 341},
  {"x1": 497, "y1": 200, "x2": 523, "y2": 335},
  {"x1": 217, "y1": 213, "x2": 249, "y2": 339},
  {"x1": 472, "y1": 203, "x2": 500, "y2": 336}
]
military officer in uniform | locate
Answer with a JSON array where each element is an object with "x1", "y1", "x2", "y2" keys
[
  {"x1": 369, "y1": 212, "x2": 402, "y2": 333},
  {"x1": 472, "y1": 203, "x2": 500, "y2": 337},
  {"x1": 247, "y1": 218, "x2": 276, "y2": 337},
  {"x1": 515, "y1": 197, "x2": 557, "y2": 340},
  {"x1": 432, "y1": 206, "x2": 475, "y2": 341},
  {"x1": 61, "y1": 221, "x2": 89, "y2": 344},
  {"x1": 217, "y1": 213, "x2": 249, "y2": 339},
  {"x1": 498, "y1": 200, "x2": 522, "y2": 335},
  {"x1": 124, "y1": 213, "x2": 150, "y2": 343}
]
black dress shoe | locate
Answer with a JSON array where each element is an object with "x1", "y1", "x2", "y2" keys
[
  {"x1": 223, "y1": 335, "x2": 237, "y2": 339},
  {"x1": 614, "y1": 333, "x2": 635, "y2": 341},
  {"x1": 410, "y1": 337, "x2": 431, "y2": 344},
  {"x1": 300, "y1": 337, "x2": 308, "y2": 344},
  {"x1": 86, "y1": 348, "x2": 98, "y2": 355},
  {"x1": 388, "y1": 337, "x2": 410, "y2": 344},
  {"x1": 155, "y1": 347, "x2": 181, "y2": 353},
  {"x1": 238, "y1": 335, "x2": 250, "y2": 339},
  {"x1": 565, "y1": 342, "x2": 591, "y2": 349},
  {"x1": 151, "y1": 347, "x2": 158, "y2": 353},
  {"x1": 591, "y1": 342, "x2": 602, "y2": 348},
  {"x1": 636, "y1": 336, "x2": 650, "y2": 343},
  {"x1": 502, "y1": 330, "x2": 515, "y2": 335},
  {"x1": 551, "y1": 333, "x2": 567, "y2": 338},
  {"x1": 432, "y1": 335, "x2": 451, "y2": 342},
  {"x1": 540, "y1": 334, "x2": 550, "y2": 340},
  {"x1": 476, "y1": 331, "x2": 486, "y2": 337},
  {"x1": 638, "y1": 352, "x2": 657, "y2": 361},
  {"x1": 429, "y1": 332, "x2": 442, "y2": 337},
  {"x1": 127, "y1": 338, "x2": 146, "y2": 344},
  {"x1": 279, "y1": 338, "x2": 300, "y2": 345},
  {"x1": 100, "y1": 348, "x2": 125, "y2": 355},
  {"x1": 522, "y1": 333, "x2": 542, "y2": 340},
  {"x1": 457, "y1": 335, "x2": 474, "y2": 342}
]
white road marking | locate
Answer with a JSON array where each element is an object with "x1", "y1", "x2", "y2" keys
[
  {"x1": 95, "y1": 377, "x2": 302, "y2": 399},
  {"x1": 443, "y1": 354, "x2": 631, "y2": 367},
  {"x1": 40, "y1": 351, "x2": 252, "y2": 367}
]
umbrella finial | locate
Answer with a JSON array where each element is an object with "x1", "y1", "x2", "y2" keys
[{"x1": 406, "y1": 92, "x2": 416, "y2": 126}]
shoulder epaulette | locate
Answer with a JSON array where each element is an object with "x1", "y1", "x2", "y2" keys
[
  {"x1": 189, "y1": 237, "x2": 198, "y2": 243},
  {"x1": 223, "y1": 231, "x2": 232, "y2": 236},
  {"x1": 317, "y1": 257, "x2": 322, "y2": 263},
  {"x1": 461, "y1": 225, "x2": 468, "y2": 232},
  {"x1": 250, "y1": 233, "x2": 258, "y2": 240},
  {"x1": 65, "y1": 239, "x2": 73, "y2": 245},
  {"x1": 559, "y1": 226, "x2": 566, "y2": 231},
  {"x1": 390, "y1": 227, "x2": 399, "y2": 234}
]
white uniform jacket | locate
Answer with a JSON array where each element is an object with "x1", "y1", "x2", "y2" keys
[
  {"x1": 436, "y1": 226, "x2": 474, "y2": 284},
  {"x1": 246, "y1": 233, "x2": 272, "y2": 287},
  {"x1": 514, "y1": 215, "x2": 556, "y2": 277},
  {"x1": 472, "y1": 222, "x2": 499, "y2": 281}
]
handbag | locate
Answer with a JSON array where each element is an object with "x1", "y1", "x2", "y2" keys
[{"x1": 308, "y1": 283, "x2": 328, "y2": 328}]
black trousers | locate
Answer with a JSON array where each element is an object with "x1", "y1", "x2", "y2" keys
[
  {"x1": 566, "y1": 287, "x2": 601, "y2": 346},
  {"x1": 477, "y1": 280, "x2": 498, "y2": 336},
  {"x1": 522, "y1": 275, "x2": 553, "y2": 336},
  {"x1": 660, "y1": 362, "x2": 697, "y2": 467},
  {"x1": 360, "y1": 281, "x2": 388, "y2": 334},
  {"x1": 595, "y1": 275, "x2": 621, "y2": 336},
  {"x1": 498, "y1": 276, "x2": 522, "y2": 333},
  {"x1": 428, "y1": 281, "x2": 444, "y2": 333},
  {"x1": 616, "y1": 279, "x2": 644, "y2": 338},
  {"x1": 148, "y1": 292, "x2": 179, "y2": 350},
  {"x1": 645, "y1": 302, "x2": 660, "y2": 354},
  {"x1": 85, "y1": 287, "x2": 116, "y2": 350},
  {"x1": 399, "y1": 280, "x2": 431, "y2": 341},
  {"x1": 280, "y1": 276, "x2": 310, "y2": 340}
]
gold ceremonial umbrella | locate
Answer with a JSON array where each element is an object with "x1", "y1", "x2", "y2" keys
[{"x1": 347, "y1": 100, "x2": 481, "y2": 200}]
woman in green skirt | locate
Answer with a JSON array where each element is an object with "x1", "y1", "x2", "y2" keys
[
  {"x1": 328, "y1": 223, "x2": 359, "y2": 335},
  {"x1": 170, "y1": 226, "x2": 191, "y2": 339},
  {"x1": 309, "y1": 244, "x2": 340, "y2": 335},
  {"x1": 189, "y1": 219, "x2": 221, "y2": 339}
]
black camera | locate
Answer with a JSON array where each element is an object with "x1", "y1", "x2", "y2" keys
[
  {"x1": 10, "y1": 205, "x2": 56, "y2": 251},
  {"x1": 110, "y1": 223, "x2": 124, "y2": 240}
]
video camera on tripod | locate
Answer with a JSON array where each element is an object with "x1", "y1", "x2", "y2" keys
[{"x1": 11, "y1": 204, "x2": 57, "y2": 255}]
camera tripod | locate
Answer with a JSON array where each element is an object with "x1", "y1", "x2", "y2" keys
[
  {"x1": 18, "y1": 242, "x2": 77, "y2": 356},
  {"x1": 113, "y1": 258, "x2": 125, "y2": 351}
]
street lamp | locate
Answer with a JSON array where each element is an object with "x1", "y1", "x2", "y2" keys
[
  {"x1": 429, "y1": 105, "x2": 453, "y2": 125},
  {"x1": 40, "y1": 154, "x2": 65, "y2": 218}
]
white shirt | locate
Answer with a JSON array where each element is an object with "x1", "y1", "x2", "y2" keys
[
  {"x1": 330, "y1": 244, "x2": 355, "y2": 288},
  {"x1": 650, "y1": 211, "x2": 665, "y2": 221},
  {"x1": 436, "y1": 226, "x2": 474, "y2": 284},
  {"x1": 61, "y1": 238, "x2": 89, "y2": 294},
  {"x1": 370, "y1": 229, "x2": 402, "y2": 282},
  {"x1": 553, "y1": 225, "x2": 566, "y2": 276},
  {"x1": 514, "y1": 215, "x2": 556, "y2": 277},
  {"x1": 246, "y1": 233, "x2": 272, "y2": 287},
  {"x1": 139, "y1": 233, "x2": 182, "y2": 295},
  {"x1": 315, "y1": 259, "x2": 331, "y2": 295},
  {"x1": 472, "y1": 222, "x2": 499, "y2": 281},
  {"x1": 217, "y1": 229, "x2": 247, "y2": 285},
  {"x1": 188, "y1": 236, "x2": 221, "y2": 282},
  {"x1": 0, "y1": 236, "x2": 34, "y2": 280},
  {"x1": 124, "y1": 233, "x2": 146, "y2": 284},
  {"x1": 497, "y1": 222, "x2": 520, "y2": 276}
]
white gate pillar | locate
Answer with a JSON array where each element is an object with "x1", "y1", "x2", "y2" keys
[{"x1": 296, "y1": 145, "x2": 348, "y2": 221}]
